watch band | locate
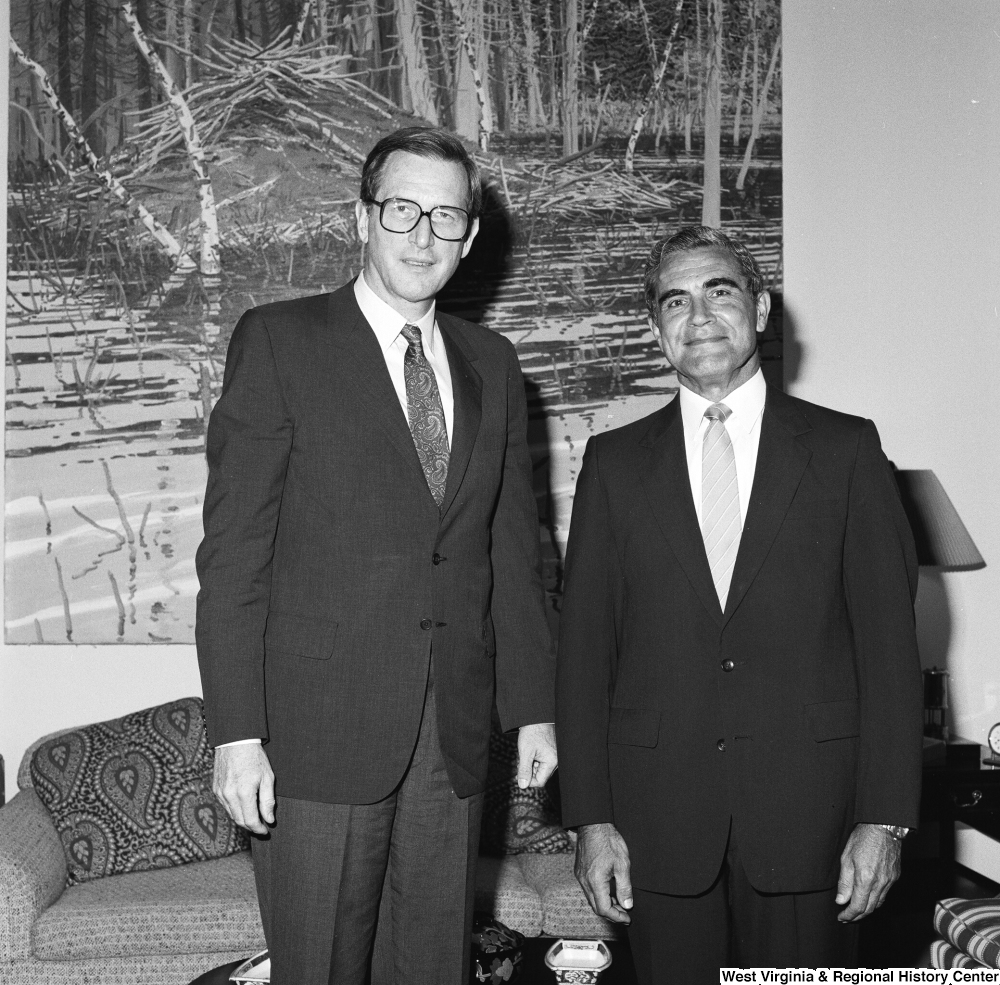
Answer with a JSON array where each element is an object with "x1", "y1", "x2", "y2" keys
[{"x1": 876, "y1": 824, "x2": 910, "y2": 840}]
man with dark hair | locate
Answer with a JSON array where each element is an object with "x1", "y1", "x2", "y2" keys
[
  {"x1": 197, "y1": 126, "x2": 557, "y2": 985},
  {"x1": 556, "y1": 226, "x2": 922, "y2": 981}
]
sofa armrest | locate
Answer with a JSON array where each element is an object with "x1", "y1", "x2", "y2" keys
[{"x1": 0, "y1": 789, "x2": 67, "y2": 960}]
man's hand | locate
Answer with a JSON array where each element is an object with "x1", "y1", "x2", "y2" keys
[
  {"x1": 835, "y1": 822, "x2": 903, "y2": 922},
  {"x1": 575, "y1": 822, "x2": 634, "y2": 924},
  {"x1": 516, "y1": 722, "x2": 558, "y2": 788},
  {"x1": 213, "y1": 743, "x2": 276, "y2": 836}
]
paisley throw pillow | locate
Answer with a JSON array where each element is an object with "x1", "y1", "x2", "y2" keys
[{"x1": 30, "y1": 697, "x2": 249, "y2": 883}]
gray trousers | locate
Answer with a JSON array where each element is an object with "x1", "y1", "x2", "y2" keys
[{"x1": 252, "y1": 677, "x2": 484, "y2": 985}]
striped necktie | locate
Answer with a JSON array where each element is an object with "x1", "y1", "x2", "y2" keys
[
  {"x1": 400, "y1": 324, "x2": 449, "y2": 507},
  {"x1": 701, "y1": 403, "x2": 741, "y2": 609}
]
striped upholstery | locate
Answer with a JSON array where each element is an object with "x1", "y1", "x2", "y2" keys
[
  {"x1": 930, "y1": 938, "x2": 989, "y2": 969},
  {"x1": 933, "y1": 896, "x2": 1000, "y2": 968}
]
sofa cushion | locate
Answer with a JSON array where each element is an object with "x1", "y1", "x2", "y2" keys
[
  {"x1": 29, "y1": 698, "x2": 249, "y2": 884},
  {"x1": 931, "y1": 938, "x2": 989, "y2": 969},
  {"x1": 519, "y1": 854, "x2": 622, "y2": 939},
  {"x1": 31, "y1": 851, "x2": 264, "y2": 960},
  {"x1": 934, "y1": 896, "x2": 1000, "y2": 968},
  {"x1": 480, "y1": 724, "x2": 573, "y2": 856},
  {"x1": 473, "y1": 856, "x2": 543, "y2": 937}
]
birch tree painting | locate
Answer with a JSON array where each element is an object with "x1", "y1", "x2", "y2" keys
[{"x1": 6, "y1": 0, "x2": 781, "y2": 644}]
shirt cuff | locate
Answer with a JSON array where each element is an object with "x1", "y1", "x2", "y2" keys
[{"x1": 215, "y1": 738, "x2": 262, "y2": 748}]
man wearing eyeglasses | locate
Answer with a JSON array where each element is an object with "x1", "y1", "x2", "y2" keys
[{"x1": 196, "y1": 127, "x2": 557, "y2": 985}]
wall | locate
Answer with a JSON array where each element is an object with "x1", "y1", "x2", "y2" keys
[
  {"x1": 783, "y1": 2, "x2": 1000, "y2": 871},
  {"x1": 0, "y1": 1, "x2": 207, "y2": 781}
]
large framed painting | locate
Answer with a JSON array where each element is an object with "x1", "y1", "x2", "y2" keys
[{"x1": 5, "y1": 0, "x2": 781, "y2": 643}]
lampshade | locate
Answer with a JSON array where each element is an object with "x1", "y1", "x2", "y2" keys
[{"x1": 893, "y1": 470, "x2": 985, "y2": 570}]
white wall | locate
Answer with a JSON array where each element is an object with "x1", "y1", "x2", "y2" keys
[
  {"x1": 783, "y1": 3, "x2": 1000, "y2": 868},
  {"x1": 0, "y1": 645, "x2": 204, "y2": 780}
]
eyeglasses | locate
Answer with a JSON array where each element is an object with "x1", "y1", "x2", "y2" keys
[{"x1": 364, "y1": 198, "x2": 471, "y2": 242}]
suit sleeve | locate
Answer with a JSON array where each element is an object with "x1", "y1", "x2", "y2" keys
[
  {"x1": 489, "y1": 344, "x2": 557, "y2": 731},
  {"x1": 195, "y1": 309, "x2": 293, "y2": 748},
  {"x1": 555, "y1": 437, "x2": 619, "y2": 828},
  {"x1": 843, "y1": 420, "x2": 923, "y2": 828}
]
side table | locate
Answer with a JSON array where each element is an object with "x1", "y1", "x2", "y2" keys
[{"x1": 920, "y1": 737, "x2": 1000, "y2": 859}]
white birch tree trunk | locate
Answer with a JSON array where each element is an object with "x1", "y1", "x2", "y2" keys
[
  {"x1": 518, "y1": 0, "x2": 545, "y2": 128},
  {"x1": 701, "y1": 0, "x2": 722, "y2": 227},
  {"x1": 121, "y1": 2, "x2": 221, "y2": 275},
  {"x1": 732, "y1": 41, "x2": 748, "y2": 148},
  {"x1": 736, "y1": 35, "x2": 780, "y2": 191},
  {"x1": 562, "y1": 0, "x2": 580, "y2": 156},
  {"x1": 542, "y1": 1, "x2": 557, "y2": 128},
  {"x1": 8, "y1": 36, "x2": 194, "y2": 271},
  {"x1": 446, "y1": 0, "x2": 494, "y2": 149},
  {"x1": 293, "y1": 0, "x2": 314, "y2": 44},
  {"x1": 164, "y1": 0, "x2": 185, "y2": 89},
  {"x1": 624, "y1": 0, "x2": 685, "y2": 173},
  {"x1": 317, "y1": 0, "x2": 328, "y2": 48},
  {"x1": 397, "y1": 0, "x2": 439, "y2": 123}
]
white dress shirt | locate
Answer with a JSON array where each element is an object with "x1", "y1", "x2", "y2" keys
[
  {"x1": 219, "y1": 274, "x2": 455, "y2": 749},
  {"x1": 679, "y1": 368, "x2": 767, "y2": 526},
  {"x1": 353, "y1": 271, "x2": 454, "y2": 448}
]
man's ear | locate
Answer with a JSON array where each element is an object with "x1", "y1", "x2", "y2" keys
[
  {"x1": 355, "y1": 200, "x2": 369, "y2": 244},
  {"x1": 648, "y1": 314, "x2": 662, "y2": 343},
  {"x1": 460, "y1": 216, "x2": 481, "y2": 259},
  {"x1": 755, "y1": 290, "x2": 772, "y2": 334}
]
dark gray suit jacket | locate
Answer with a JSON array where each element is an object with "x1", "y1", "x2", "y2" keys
[
  {"x1": 556, "y1": 387, "x2": 922, "y2": 895},
  {"x1": 196, "y1": 282, "x2": 555, "y2": 803}
]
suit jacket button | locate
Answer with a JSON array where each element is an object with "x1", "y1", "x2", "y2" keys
[
  {"x1": 717, "y1": 739, "x2": 726, "y2": 751},
  {"x1": 721, "y1": 659, "x2": 735, "y2": 672},
  {"x1": 420, "y1": 618, "x2": 432, "y2": 630},
  {"x1": 432, "y1": 553, "x2": 445, "y2": 565}
]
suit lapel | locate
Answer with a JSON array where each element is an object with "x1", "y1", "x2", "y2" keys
[
  {"x1": 438, "y1": 316, "x2": 482, "y2": 517},
  {"x1": 724, "y1": 387, "x2": 812, "y2": 621},
  {"x1": 639, "y1": 398, "x2": 724, "y2": 626},
  {"x1": 321, "y1": 287, "x2": 430, "y2": 497}
]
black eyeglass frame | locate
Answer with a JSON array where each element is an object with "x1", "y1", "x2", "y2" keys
[{"x1": 363, "y1": 197, "x2": 473, "y2": 242}]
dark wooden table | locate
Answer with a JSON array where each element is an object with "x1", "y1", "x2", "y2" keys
[{"x1": 920, "y1": 737, "x2": 1000, "y2": 858}]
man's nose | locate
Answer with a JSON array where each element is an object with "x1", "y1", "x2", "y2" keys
[
  {"x1": 409, "y1": 213, "x2": 434, "y2": 248},
  {"x1": 689, "y1": 294, "x2": 712, "y2": 324}
]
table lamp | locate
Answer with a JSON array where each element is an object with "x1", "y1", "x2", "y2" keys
[{"x1": 893, "y1": 469, "x2": 985, "y2": 747}]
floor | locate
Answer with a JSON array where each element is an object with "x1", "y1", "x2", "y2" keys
[
  {"x1": 193, "y1": 859, "x2": 999, "y2": 983},
  {"x1": 513, "y1": 859, "x2": 1000, "y2": 983}
]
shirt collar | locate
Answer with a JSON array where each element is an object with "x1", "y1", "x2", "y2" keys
[
  {"x1": 679, "y1": 367, "x2": 767, "y2": 439},
  {"x1": 354, "y1": 271, "x2": 437, "y2": 353}
]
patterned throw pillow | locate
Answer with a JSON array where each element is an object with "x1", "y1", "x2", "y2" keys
[
  {"x1": 30, "y1": 697, "x2": 249, "y2": 884},
  {"x1": 480, "y1": 720, "x2": 573, "y2": 856}
]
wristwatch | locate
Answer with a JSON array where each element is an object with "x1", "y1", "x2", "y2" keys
[{"x1": 876, "y1": 824, "x2": 910, "y2": 840}]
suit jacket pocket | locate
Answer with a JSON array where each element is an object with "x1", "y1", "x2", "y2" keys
[
  {"x1": 264, "y1": 610, "x2": 338, "y2": 660},
  {"x1": 608, "y1": 707, "x2": 661, "y2": 748},
  {"x1": 806, "y1": 699, "x2": 860, "y2": 742}
]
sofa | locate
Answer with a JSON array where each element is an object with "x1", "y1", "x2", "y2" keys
[{"x1": 0, "y1": 701, "x2": 616, "y2": 985}]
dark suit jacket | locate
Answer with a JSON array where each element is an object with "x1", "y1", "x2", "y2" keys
[
  {"x1": 196, "y1": 283, "x2": 555, "y2": 804},
  {"x1": 555, "y1": 386, "x2": 922, "y2": 896}
]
